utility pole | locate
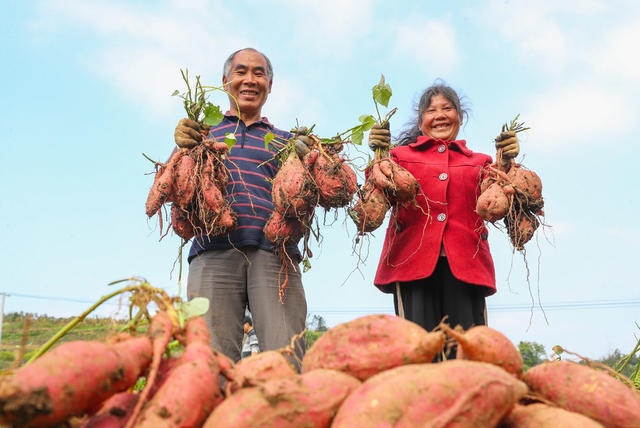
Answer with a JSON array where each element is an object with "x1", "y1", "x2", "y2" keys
[{"x1": 0, "y1": 293, "x2": 5, "y2": 349}]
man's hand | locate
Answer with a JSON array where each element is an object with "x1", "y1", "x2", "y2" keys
[
  {"x1": 291, "y1": 126, "x2": 312, "y2": 159},
  {"x1": 495, "y1": 131, "x2": 520, "y2": 161},
  {"x1": 368, "y1": 124, "x2": 391, "y2": 151},
  {"x1": 174, "y1": 118, "x2": 203, "y2": 148}
]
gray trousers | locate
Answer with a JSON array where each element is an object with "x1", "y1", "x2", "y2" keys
[{"x1": 187, "y1": 247, "x2": 307, "y2": 367}]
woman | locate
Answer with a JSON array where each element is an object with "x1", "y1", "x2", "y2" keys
[{"x1": 367, "y1": 82, "x2": 519, "y2": 333}]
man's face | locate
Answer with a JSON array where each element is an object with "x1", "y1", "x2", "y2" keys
[
  {"x1": 223, "y1": 50, "x2": 272, "y2": 120},
  {"x1": 243, "y1": 322, "x2": 251, "y2": 333}
]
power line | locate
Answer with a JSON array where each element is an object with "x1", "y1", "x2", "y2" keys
[{"x1": 3, "y1": 291, "x2": 640, "y2": 313}]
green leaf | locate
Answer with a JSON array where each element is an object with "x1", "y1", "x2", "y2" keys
[
  {"x1": 352, "y1": 128, "x2": 364, "y2": 145},
  {"x1": 372, "y1": 74, "x2": 392, "y2": 107},
  {"x1": 180, "y1": 297, "x2": 210, "y2": 319},
  {"x1": 203, "y1": 103, "x2": 224, "y2": 127},
  {"x1": 302, "y1": 258, "x2": 312, "y2": 273},
  {"x1": 224, "y1": 133, "x2": 237, "y2": 150},
  {"x1": 359, "y1": 114, "x2": 376, "y2": 131},
  {"x1": 264, "y1": 132, "x2": 275, "y2": 150},
  {"x1": 171, "y1": 89, "x2": 180, "y2": 96}
]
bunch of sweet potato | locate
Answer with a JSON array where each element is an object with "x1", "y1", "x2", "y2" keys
[
  {"x1": 145, "y1": 137, "x2": 236, "y2": 241},
  {"x1": 350, "y1": 145, "x2": 420, "y2": 235},
  {"x1": 476, "y1": 159, "x2": 544, "y2": 250}
]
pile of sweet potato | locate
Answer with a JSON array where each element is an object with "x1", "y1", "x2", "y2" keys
[
  {"x1": 145, "y1": 137, "x2": 236, "y2": 241},
  {"x1": 4, "y1": 313, "x2": 638, "y2": 427}
]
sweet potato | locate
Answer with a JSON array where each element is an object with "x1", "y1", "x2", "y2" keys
[
  {"x1": 387, "y1": 161, "x2": 420, "y2": 203},
  {"x1": 506, "y1": 210, "x2": 539, "y2": 250},
  {"x1": 272, "y1": 151, "x2": 318, "y2": 218},
  {"x1": 133, "y1": 317, "x2": 222, "y2": 428},
  {"x1": 523, "y1": 360, "x2": 640, "y2": 428},
  {"x1": 229, "y1": 351, "x2": 297, "y2": 392},
  {"x1": 264, "y1": 211, "x2": 306, "y2": 248},
  {"x1": 79, "y1": 392, "x2": 139, "y2": 428},
  {"x1": 171, "y1": 204, "x2": 196, "y2": 240},
  {"x1": 311, "y1": 153, "x2": 357, "y2": 209},
  {"x1": 125, "y1": 311, "x2": 174, "y2": 427},
  {"x1": 508, "y1": 165, "x2": 542, "y2": 201},
  {"x1": 133, "y1": 343, "x2": 222, "y2": 428},
  {"x1": 145, "y1": 167, "x2": 166, "y2": 217},
  {"x1": 302, "y1": 314, "x2": 445, "y2": 380},
  {"x1": 503, "y1": 403, "x2": 604, "y2": 427},
  {"x1": 201, "y1": 174, "x2": 224, "y2": 215},
  {"x1": 442, "y1": 324, "x2": 524, "y2": 378},
  {"x1": 173, "y1": 154, "x2": 197, "y2": 208},
  {"x1": 351, "y1": 184, "x2": 390, "y2": 234},
  {"x1": 368, "y1": 159, "x2": 395, "y2": 192},
  {"x1": 203, "y1": 369, "x2": 360, "y2": 428},
  {"x1": 476, "y1": 182, "x2": 511, "y2": 223},
  {"x1": 332, "y1": 360, "x2": 527, "y2": 427},
  {"x1": 0, "y1": 336, "x2": 152, "y2": 427}
]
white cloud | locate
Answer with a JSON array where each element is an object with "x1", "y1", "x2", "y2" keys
[
  {"x1": 31, "y1": 0, "x2": 245, "y2": 116},
  {"x1": 393, "y1": 18, "x2": 459, "y2": 75},
  {"x1": 278, "y1": 0, "x2": 374, "y2": 58},
  {"x1": 588, "y1": 23, "x2": 640, "y2": 82},
  {"x1": 524, "y1": 82, "x2": 634, "y2": 150}
]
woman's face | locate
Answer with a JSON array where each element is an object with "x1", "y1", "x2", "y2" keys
[{"x1": 419, "y1": 94, "x2": 460, "y2": 141}]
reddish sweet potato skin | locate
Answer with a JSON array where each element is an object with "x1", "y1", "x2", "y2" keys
[
  {"x1": 229, "y1": 351, "x2": 297, "y2": 392},
  {"x1": 171, "y1": 204, "x2": 196, "y2": 240},
  {"x1": 0, "y1": 337, "x2": 152, "y2": 428},
  {"x1": 79, "y1": 392, "x2": 139, "y2": 428},
  {"x1": 134, "y1": 342, "x2": 222, "y2": 428},
  {"x1": 311, "y1": 153, "x2": 357, "y2": 208},
  {"x1": 332, "y1": 360, "x2": 527, "y2": 427},
  {"x1": 203, "y1": 369, "x2": 360, "y2": 428},
  {"x1": 444, "y1": 325, "x2": 524, "y2": 378},
  {"x1": 173, "y1": 154, "x2": 197, "y2": 208},
  {"x1": 272, "y1": 151, "x2": 318, "y2": 218},
  {"x1": 523, "y1": 361, "x2": 640, "y2": 428},
  {"x1": 476, "y1": 182, "x2": 511, "y2": 222},
  {"x1": 503, "y1": 403, "x2": 604, "y2": 428},
  {"x1": 352, "y1": 184, "x2": 389, "y2": 234},
  {"x1": 302, "y1": 314, "x2": 445, "y2": 380},
  {"x1": 263, "y1": 211, "x2": 306, "y2": 247},
  {"x1": 145, "y1": 167, "x2": 165, "y2": 217}
]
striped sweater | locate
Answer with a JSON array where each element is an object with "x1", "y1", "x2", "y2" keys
[{"x1": 188, "y1": 114, "x2": 297, "y2": 262}]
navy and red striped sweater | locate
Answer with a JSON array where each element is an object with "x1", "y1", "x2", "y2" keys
[{"x1": 188, "y1": 114, "x2": 297, "y2": 262}]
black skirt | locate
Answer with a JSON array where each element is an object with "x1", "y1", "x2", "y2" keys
[{"x1": 393, "y1": 256, "x2": 487, "y2": 333}]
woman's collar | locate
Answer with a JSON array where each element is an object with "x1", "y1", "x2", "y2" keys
[{"x1": 408, "y1": 135, "x2": 472, "y2": 156}]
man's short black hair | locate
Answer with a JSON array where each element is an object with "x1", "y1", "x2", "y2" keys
[{"x1": 243, "y1": 315, "x2": 253, "y2": 326}]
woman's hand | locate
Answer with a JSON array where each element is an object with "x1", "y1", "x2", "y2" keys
[
  {"x1": 368, "y1": 124, "x2": 391, "y2": 151},
  {"x1": 174, "y1": 118, "x2": 202, "y2": 148},
  {"x1": 495, "y1": 131, "x2": 519, "y2": 161}
]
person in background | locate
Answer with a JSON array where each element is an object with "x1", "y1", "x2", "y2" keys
[
  {"x1": 367, "y1": 81, "x2": 519, "y2": 334},
  {"x1": 241, "y1": 315, "x2": 260, "y2": 358},
  {"x1": 173, "y1": 48, "x2": 310, "y2": 366}
]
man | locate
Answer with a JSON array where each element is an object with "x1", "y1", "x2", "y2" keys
[
  {"x1": 241, "y1": 315, "x2": 260, "y2": 358},
  {"x1": 173, "y1": 48, "x2": 308, "y2": 366}
]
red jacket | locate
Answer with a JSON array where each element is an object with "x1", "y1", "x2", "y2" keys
[{"x1": 374, "y1": 136, "x2": 496, "y2": 295}]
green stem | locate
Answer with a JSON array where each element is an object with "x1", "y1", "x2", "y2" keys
[
  {"x1": 374, "y1": 101, "x2": 382, "y2": 125},
  {"x1": 25, "y1": 285, "x2": 141, "y2": 365}
]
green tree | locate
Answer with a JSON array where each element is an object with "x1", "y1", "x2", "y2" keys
[
  {"x1": 307, "y1": 314, "x2": 328, "y2": 332},
  {"x1": 598, "y1": 348, "x2": 639, "y2": 380},
  {"x1": 518, "y1": 341, "x2": 546, "y2": 371}
]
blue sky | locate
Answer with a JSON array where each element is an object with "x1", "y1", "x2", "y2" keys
[{"x1": 2, "y1": 0, "x2": 639, "y2": 360}]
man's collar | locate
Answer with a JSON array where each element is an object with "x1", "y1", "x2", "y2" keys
[
  {"x1": 224, "y1": 111, "x2": 274, "y2": 128},
  {"x1": 408, "y1": 135, "x2": 472, "y2": 156}
]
